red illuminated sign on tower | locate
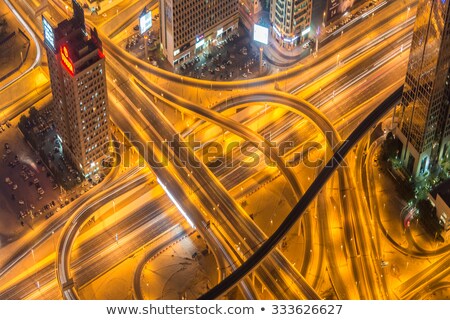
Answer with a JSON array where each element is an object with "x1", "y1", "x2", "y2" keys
[
  {"x1": 98, "y1": 49, "x2": 105, "y2": 59},
  {"x1": 60, "y1": 45, "x2": 74, "y2": 76}
]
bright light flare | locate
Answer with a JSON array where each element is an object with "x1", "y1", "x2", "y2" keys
[{"x1": 157, "y1": 178, "x2": 195, "y2": 228}]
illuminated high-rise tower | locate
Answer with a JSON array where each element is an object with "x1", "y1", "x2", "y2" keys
[
  {"x1": 397, "y1": 0, "x2": 450, "y2": 177},
  {"x1": 269, "y1": 0, "x2": 312, "y2": 48},
  {"x1": 42, "y1": 0, "x2": 110, "y2": 178},
  {"x1": 160, "y1": 0, "x2": 239, "y2": 66}
]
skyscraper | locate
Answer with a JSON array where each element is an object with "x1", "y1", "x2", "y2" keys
[
  {"x1": 397, "y1": 0, "x2": 450, "y2": 177},
  {"x1": 270, "y1": 0, "x2": 312, "y2": 48},
  {"x1": 42, "y1": 0, "x2": 110, "y2": 178},
  {"x1": 160, "y1": 0, "x2": 239, "y2": 66}
]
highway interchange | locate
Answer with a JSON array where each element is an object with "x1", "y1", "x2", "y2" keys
[{"x1": 1, "y1": 0, "x2": 448, "y2": 301}]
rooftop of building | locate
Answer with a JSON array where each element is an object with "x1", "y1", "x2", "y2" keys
[
  {"x1": 430, "y1": 179, "x2": 450, "y2": 207},
  {"x1": 53, "y1": 0, "x2": 85, "y2": 38},
  {"x1": 61, "y1": 29, "x2": 101, "y2": 60},
  {"x1": 50, "y1": 1, "x2": 104, "y2": 72}
]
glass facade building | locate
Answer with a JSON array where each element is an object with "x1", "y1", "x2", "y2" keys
[{"x1": 398, "y1": 0, "x2": 450, "y2": 176}]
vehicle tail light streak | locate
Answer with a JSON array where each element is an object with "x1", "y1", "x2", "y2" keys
[{"x1": 157, "y1": 177, "x2": 195, "y2": 228}]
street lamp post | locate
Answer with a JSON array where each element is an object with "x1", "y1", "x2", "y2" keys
[
  {"x1": 112, "y1": 199, "x2": 118, "y2": 244},
  {"x1": 144, "y1": 35, "x2": 148, "y2": 61},
  {"x1": 259, "y1": 47, "x2": 264, "y2": 74},
  {"x1": 315, "y1": 30, "x2": 319, "y2": 54}
]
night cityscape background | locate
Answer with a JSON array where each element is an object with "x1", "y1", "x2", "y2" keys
[{"x1": 0, "y1": 0, "x2": 449, "y2": 301}]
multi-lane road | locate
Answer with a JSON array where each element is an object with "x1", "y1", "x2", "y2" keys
[{"x1": 3, "y1": 0, "x2": 445, "y2": 302}]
